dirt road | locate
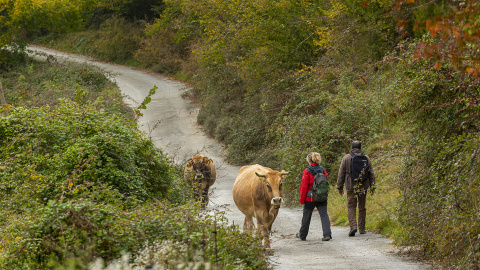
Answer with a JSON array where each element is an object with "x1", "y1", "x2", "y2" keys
[{"x1": 28, "y1": 45, "x2": 430, "y2": 270}]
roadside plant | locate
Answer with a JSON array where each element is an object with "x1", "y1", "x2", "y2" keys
[
  {"x1": 0, "y1": 100, "x2": 177, "y2": 205},
  {"x1": 1, "y1": 202, "x2": 268, "y2": 269}
]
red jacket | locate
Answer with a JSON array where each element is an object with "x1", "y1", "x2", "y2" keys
[{"x1": 300, "y1": 163, "x2": 328, "y2": 204}]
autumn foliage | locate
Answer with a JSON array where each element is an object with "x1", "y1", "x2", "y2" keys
[{"x1": 396, "y1": 0, "x2": 480, "y2": 75}]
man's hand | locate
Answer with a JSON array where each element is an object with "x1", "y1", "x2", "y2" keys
[
  {"x1": 338, "y1": 189, "x2": 344, "y2": 196},
  {"x1": 370, "y1": 189, "x2": 375, "y2": 196}
]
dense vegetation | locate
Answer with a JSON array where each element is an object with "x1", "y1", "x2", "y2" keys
[
  {"x1": 1, "y1": 0, "x2": 480, "y2": 268},
  {"x1": 0, "y1": 58, "x2": 267, "y2": 268}
]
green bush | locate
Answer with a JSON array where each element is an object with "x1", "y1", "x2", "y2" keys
[
  {"x1": 1, "y1": 60, "x2": 132, "y2": 118},
  {"x1": 135, "y1": 29, "x2": 185, "y2": 75},
  {"x1": 0, "y1": 59, "x2": 269, "y2": 269},
  {"x1": 377, "y1": 42, "x2": 480, "y2": 268},
  {"x1": 399, "y1": 133, "x2": 480, "y2": 268},
  {"x1": 94, "y1": 17, "x2": 143, "y2": 62},
  {"x1": 0, "y1": 49, "x2": 27, "y2": 72},
  {"x1": 0, "y1": 101, "x2": 178, "y2": 206},
  {"x1": 1, "y1": 202, "x2": 268, "y2": 269},
  {"x1": 41, "y1": 16, "x2": 143, "y2": 65}
]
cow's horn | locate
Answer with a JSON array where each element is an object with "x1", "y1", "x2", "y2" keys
[
  {"x1": 255, "y1": 172, "x2": 266, "y2": 178},
  {"x1": 203, "y1": 157, "x2": 212, "y2": 165},
  {"x1": 280, "y1": 171, "x2": 289, "y2": 176}
]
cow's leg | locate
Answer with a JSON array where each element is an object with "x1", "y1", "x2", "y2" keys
[
  {"x1": 254, "y1": 210, "x2": 271, "y2": 249},
  {"x1": 267, "y1": 208, "x2": 279, "y2": 232},
  {"x1": 244, "y1": 215, "x2": 255, "y2": 231},
  {"x1": 201, "y1": 186, "x2": 209, "y2": 207}
]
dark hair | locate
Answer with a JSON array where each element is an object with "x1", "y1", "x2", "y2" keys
[{"x1": 351, "y1": 141, "x2": 361, "y2": 149}]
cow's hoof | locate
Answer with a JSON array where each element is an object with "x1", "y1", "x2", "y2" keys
[{"x1": 265, "y1": 248, "x2": 275, "y2": 256}]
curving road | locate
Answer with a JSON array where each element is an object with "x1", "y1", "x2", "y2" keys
[{"x1": 28, "y1": 45, "x2": 430, "y2": 270}]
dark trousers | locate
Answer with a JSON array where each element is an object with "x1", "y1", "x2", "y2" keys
[{"x1": 299, "y1": 200, "x2": 331, "y2": 239}]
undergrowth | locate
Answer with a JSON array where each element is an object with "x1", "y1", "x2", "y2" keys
[{"x1": 0, "y1": 59, "x2": 269, "y2": 269}]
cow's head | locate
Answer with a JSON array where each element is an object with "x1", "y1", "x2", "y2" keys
[
  {"x1": 186, "y1": 155, "x2": 213, "y2": 186},
  {"x1": 255, "y1": 170, "x2": 289, "y2": 209}
]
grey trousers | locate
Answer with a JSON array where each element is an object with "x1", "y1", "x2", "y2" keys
[{"x1": 299, "y1": 200, "x2": 332, "y2": 239}]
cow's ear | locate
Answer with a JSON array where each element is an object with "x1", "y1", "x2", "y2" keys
[
  {"x1": 203, "y1": 157, "x2": 212, "y2": 165},
  {"x1": 186, "y1": 159, "x2": 193, "y2": 167}
]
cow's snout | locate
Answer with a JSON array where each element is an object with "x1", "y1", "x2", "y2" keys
[{"x1": 271, "y1": 197, "x2": 283, "y2": 207}]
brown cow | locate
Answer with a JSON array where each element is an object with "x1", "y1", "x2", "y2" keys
[
  {"x1": 232, "y1": 164, "x2": 289, "y2": 249},
  {"x1": 184, "y1": 154, "x2": 216, "y2": 208}
]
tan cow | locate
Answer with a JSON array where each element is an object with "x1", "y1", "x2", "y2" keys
[
  {"x1": 184, "y1": 154, "x2": 216, "y2": 208},
  {"x1": 232, "y1": 164, "x2": 289, "y2": 249}
]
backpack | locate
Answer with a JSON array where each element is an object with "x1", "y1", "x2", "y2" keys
[
  {"x1": 350, "y1": 152, "x2": 370, "y2": 183},
  {"x1": 306, "y1": 166, "x2": 329, "y2": 202}
]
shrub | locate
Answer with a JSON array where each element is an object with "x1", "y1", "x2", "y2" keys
[
  {"x1": 1, "y1": 202, "x2": 268, "y2": 269},
  {"x1": 399, "y1": 133, "x2": 480, "y2": 268},
  {"x1": 1, "y1": 60, "x2": 132, "y2": 118},
  {"x1": 135, "y1": 29, "x2": 185, "y2": 75},
  {"x1": 377, "y1": 41, "x2": 480, "y2": 268},
  {"x1": 41, "y1": 17, "x2": 143, "y2": 65},
  {"x1": 0, "y1": 59, "x2": 269, "y2": 269},
  {"x1": 0, "y1": 101, "x2": 179, "y2": 207},
  {"x1": 0, "y1": 49, "x2": 27, "y2": 72},
  {"x1": 94, "y1": 17, "x2": 143, "y2": 62}
]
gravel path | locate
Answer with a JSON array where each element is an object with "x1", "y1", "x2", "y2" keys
[{"x1": 28, "y1": 45, "x2": 431, "y2": 270}]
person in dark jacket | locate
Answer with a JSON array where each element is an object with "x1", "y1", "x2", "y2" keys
[
  {"x1": 296, "y1": 152, "x2": 332, "y2": 241},
  {"x1": 337, "y1": 141, "x2": 376, "y2": 236}
]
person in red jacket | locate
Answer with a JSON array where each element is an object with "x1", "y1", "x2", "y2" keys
[{"x1": 296, "y1": 152, "x2": 332, "y2": 241}]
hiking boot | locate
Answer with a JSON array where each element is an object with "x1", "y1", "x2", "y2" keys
[
  {"x1": 359, "y1": 230, "x2": 366, "y2": 234},
  {"x1": 348, "y1": 227, "x2": 357, "y2": 237},
  {"x1": 322, "y1": 235, "x2": 331, "y2": 241},
  {"x1": 295, "y1": 232, "x2": 306, "y2": 241}
]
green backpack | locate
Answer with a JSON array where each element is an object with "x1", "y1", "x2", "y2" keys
[{"x1": 307, "y1": 166, "x2": 329, "y2": 202}]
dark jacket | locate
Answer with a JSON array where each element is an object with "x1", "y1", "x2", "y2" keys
[
  {"x1": 300, "y1": 163, "x2": 328, "y2": 204},
  {"x1": 336, "y1": 148, "x2": 375, "y2": 192}
]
